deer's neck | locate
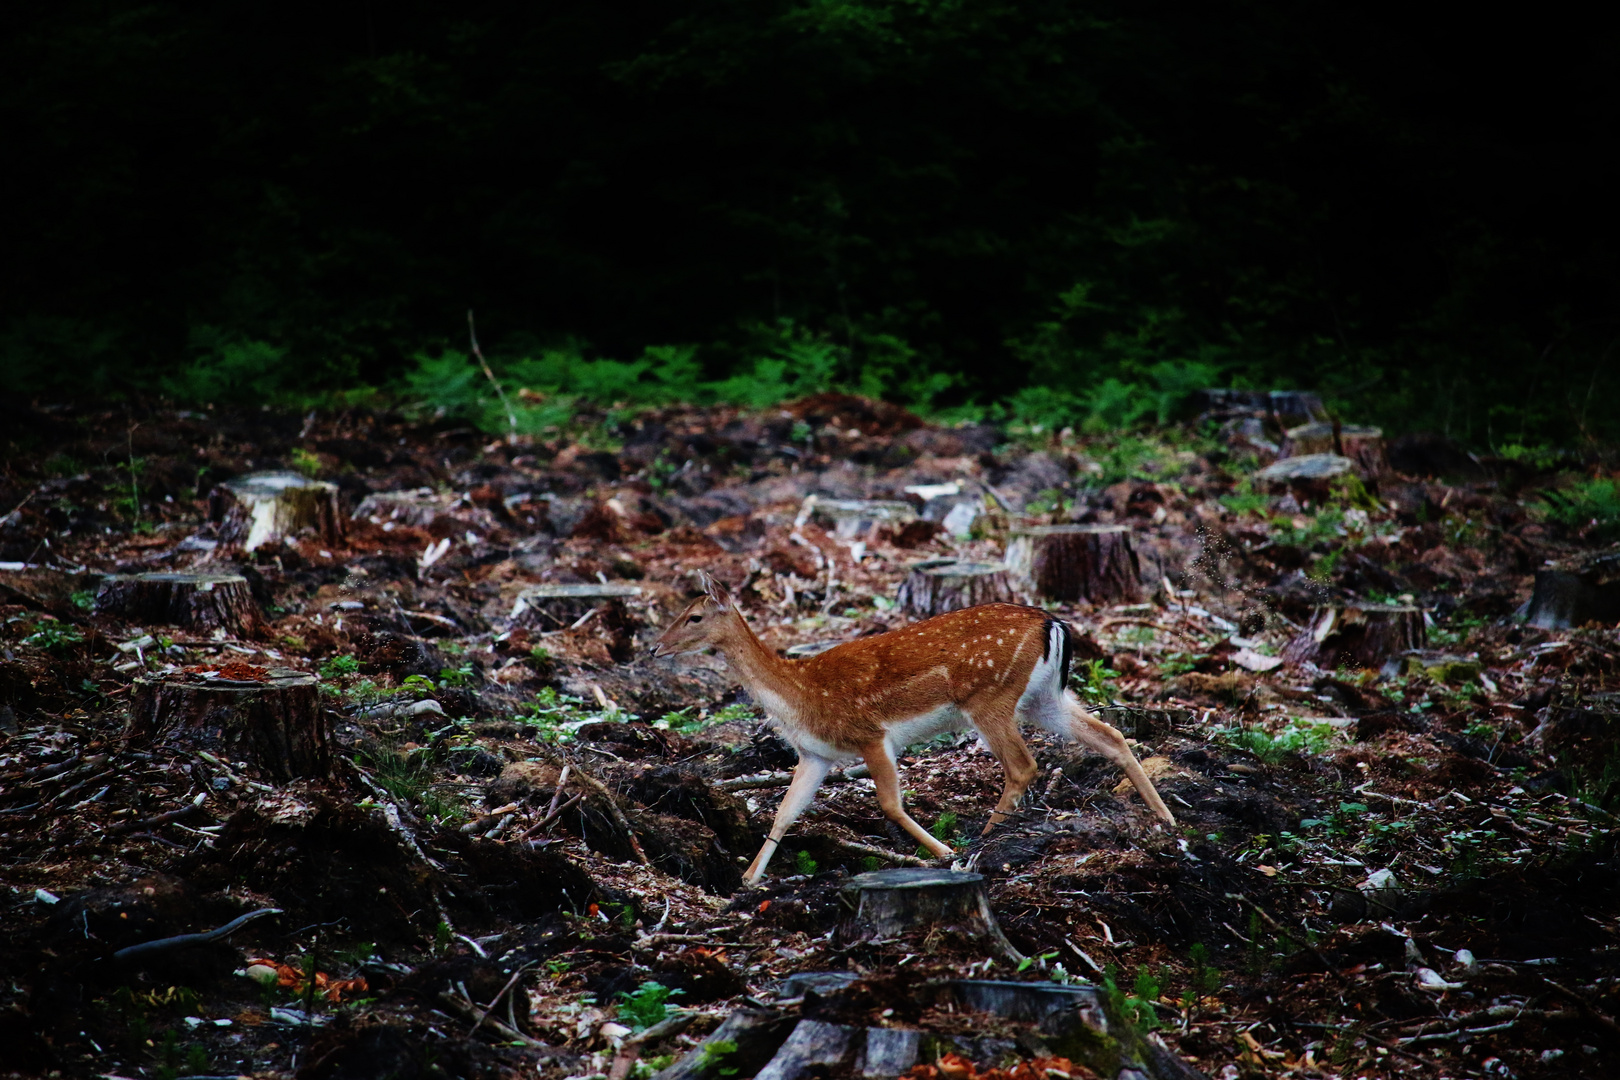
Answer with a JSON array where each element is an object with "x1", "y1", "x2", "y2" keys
[{"x1": 718, "y1": 616, "x2": 810, "y2": 724}]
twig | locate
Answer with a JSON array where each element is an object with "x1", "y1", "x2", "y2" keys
[
  {"x1": 468, "y1": 310, "x2": 518, "y2": 446},
  {"x1": 113, "y1": 907, "x2": 281, "y2": 964},
  {"x1": 1098, "y1": 617, "x2": 1206, "y2": 646},
  {"x1": 1541, "y1": 977, "x2": 1620, "y2": 1036},
  {"x1": 568, "y1": 763, "x2": 649, "y2": 865},
  {"x1": 469, "y1": 963, "x2": 532, "y2": 1037},
  {"x1": 516, "y1": 791, "x2": 584, "y2": 842},
  {"x1": 436, "y1": 990, "x2": 550, "y2": 1049},
  {"x1": 107, "y1": 792, "x2": 208, "y2": 835},
  {"x1": 832, "y1": 837, "x2": 931, "y2": 867},
  {"x1": 545, "y1": 764, "x2": 572, "y2": 819}
]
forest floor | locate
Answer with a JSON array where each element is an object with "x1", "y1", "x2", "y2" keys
[{"x1": 1, "y1": 395, "x2": 1617, "y2": 1080}]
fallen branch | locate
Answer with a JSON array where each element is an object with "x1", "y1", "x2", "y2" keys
[
  {"x1": 1541, "y1": 977, "x2": 1620, "y2": 1037},
  {"x1": 833, "y1": 837, "x2": 931, "y2": 867},
  {"x1": 113, "y1": 907, "x2": 281, "y2": 964},
  {"x1": 437, "y1": 990, "x2": 550, "y2": 1049},
  {"x1": 468, "y1": 310, "x2": 518, "y2": 446},
  {"x1": 1097, "y1": 617, "x2": 1206, "y2": 646},
  {"x1": 107, "y1": 792, "x2": 208, "y2": 835},
  {"x1": 469, "y1": 963, "x2": 534, "y2": 1037}
]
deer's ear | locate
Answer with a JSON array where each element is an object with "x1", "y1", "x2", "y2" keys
[{"x1": 698, "y1": 570, "x2": 733, "y2": 610}]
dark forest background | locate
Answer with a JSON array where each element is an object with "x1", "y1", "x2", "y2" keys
[{"x1": 4, "y1": 1, "x2": 1618, "y2": 446}]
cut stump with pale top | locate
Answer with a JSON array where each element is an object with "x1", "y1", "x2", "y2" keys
[
  {"x1": 835, "y1": 867, "x2": 1022, "y2": 962},
  {"x1": 895, "y1": 559, "x2": 1015, "y2": 618},
  {"x1": 1525, "y1": 547, "x2": 1620, "y2": 630},
  {"x1": 94, "y1": 572, "x2": 260, "y2": 637},
  {"x1": 131, "y1": 668, "x2": 329, "y2": 781},
  {"x1": 209, "y1": 472, "x2": 345, "y2": 552},
  {"x1": 1005, "y1": 524, "x2": 1143, "y2": 604}
]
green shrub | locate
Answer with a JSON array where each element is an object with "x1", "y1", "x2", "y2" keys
[
  {"x1": 616, "y1": 980, "x2": 681, "y2": 1032},
  {"x1": 1538, "y1": 478, "x2": 1620, "y2": 541}
]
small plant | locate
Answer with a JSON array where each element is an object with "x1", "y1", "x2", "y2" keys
[
  {"x1": 1074, "y1": 658, "x2": 1119, "y2": 706},
  {"x1": 320, "y1": 654, "x2": 361, "y2": 680},
  {"x1": 23, "y1": 621, "x2": 84, "y2": 652},
  {"x1": 290, "y1": 447, "x2": 323, "y2": 477},
  {"x1": 359, "y1": 747, "x2": 463, "y2": 823},
  {"x1": 1300, "y1": 801, "x2": 1368, "y2": 838},
  {"x1": 795, "y1": 849, "x2": 819, "y2": 876},
  {"x1": 1218, "y1": 718, "x2": 1337, "y2": 764},
  {"x1": 1219, "y1": 478, "x2": 1271, "y2": 517},
  {"x1": 437, "y1": 662, "x2": 476, "y2": 687},
  {"x1": 71, "y1": 589, "x2": 96, "y2": 610},
  {"x1": 1538, "y1": 477, "x2": 1620, "y2": 541},
  {"x1": 697, "y1": 1039, "x2": 740, "y2": 1078},
  {"x1": 1179, "y1": 942, "x2": 1221, "y2": 1018},
  {"x1": 1102, "y1": 963, "x2": 1163, "y2": 1033},
  {"x1": 529, "y1": 644, "x2": 552, "y2": 663},
  {"x1": 616, "y1": 980, "x2": 682, "y2": 1032}
]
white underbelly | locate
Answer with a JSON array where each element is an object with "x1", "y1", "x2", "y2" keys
[{"x1": 884, "y1": 704, "x2": 968, "y2": 754}]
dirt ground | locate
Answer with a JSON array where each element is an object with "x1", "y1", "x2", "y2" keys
[{"x1": 1, "y1": 394, "x2": 1617, "y2": 1080}]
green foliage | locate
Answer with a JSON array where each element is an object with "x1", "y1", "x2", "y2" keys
[
  {"x1": 1179, "y1": 943, "x2": 1221, "y2": 1013},
  {"x1": 697, "y1": 1039, "x2": 740, "y2": 1078},
  {"x1": 1538, "y1": 478, "x2": 1620, "y2": 541},
  {"x1": 1102, "y1": 963, "x2": 1164, "y2": 1033},
  {"x1": 616, "y1": 980, "x2": 681, "y2": 1032},
  {"x1": 1073, "y1": 658, "x2": 1119, "y2": 707},
  {"x1": 1218, "y1": 719, "x2": 1339, "y2": 764},
  {"x1": 319, "y1": 654, "x2": 361, "y2": 680},
  {"x1": 794, "y1": 849, "x2": 819, "y2": 876},
  {"x1": 1300, "y1": 801, "x2": 1369, "y2": 837},
  {"x1": 290, "y1": 447, "x2": 323, "y2": 477},
  {"x1": 71, "y1": 589, "x2": 96, "y2": 610},
  {"x1": 22, "y1": 621, "x2": 84, "y2": 652},
  {"x1": 1219, "y1": 477, "x2": 1272, "y2": 517},
  {"x1": 359, "y1": 747, "x2": 463, "y2": 824},
  {"x1": 930, "y1": 811, "x2": 959, "y2": 843},
  {"x1": 436, "y1": 662, "x2": 476, "y2": 687}
]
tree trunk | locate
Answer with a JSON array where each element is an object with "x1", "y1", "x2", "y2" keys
[
  {"x1": 1006, "y1": 524, "x2": 1143, "y2": 604},
  {"x1": 209, "y1": 472, "x2": 345, "y2": 552},
  {"x1": 1525, "y1": 548, "x2": 1620, "y2": 629},
  {"x1": 94, "y1": 572, "x2": 260, "y2": 637},
  {"x1": 130, "y1": 668, "x2": 329, "y2": 781},
  {"x1": 1283, "y1": 604, "x2": 1426, "y2": 670},
  {"x1": 510, "y1": 583, "x2": 643, "y2": 630},
  {"x1": 834, "y1": 867, "x2": 1023, "y2": 962},
  {"x1": 807, "y1": 497, "x2": 917, "y2": 539},
  {"x1": 1280, "y1": 422, "x2": 1388, "y2": 477},
  {"x1": 896, "y1": 560, "x2": 1015, "y2": 617}
]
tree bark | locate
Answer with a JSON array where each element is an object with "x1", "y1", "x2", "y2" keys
[
  {"x1": 1006, "y1": 524, "x2": 1143, "y2": 604},
  {"x1": 1280, "y1": 422, "x2": 1388, "y2": 477},
  {"x1": 896, "y1": 560, "x2": 1015, "y2": 618},
  {"x1": 834, "y1": 867, "x2": 1023, "y2": 962},
  {"x1": 353, "y1": 489, "x2": 449, "y2": 529},
  {"x1": 209, "y1": 472, "x2": 345, "y2": 552},
  {"x1": 1526, "y1": 548, "x2": 1620, "y2": 629},
  {"x1": 130, "y1": 668, "x2": 329, "y2": 781},
  {"x1": 94, "y1": 572, "x2": 260, "y2": 637},
  {"x1": 1283, "y1": 604, "x2": 1426, "y2": 670},
  {"x1": 1196, "y1": 388, "x2": 1325, "y2": 428}
]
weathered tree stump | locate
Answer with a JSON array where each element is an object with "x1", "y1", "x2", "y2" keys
[
  {"x1": 130, "y1": 668, "x2": 329, "y2": 781},
  {"x1": 1005, "y1": 524, "x2": 1143, "y2": 604},
  {"x1": 654, "y1": 1010, "x2": 800, "y2": 1080},
  {"x1": 807, "y1": 497, "x2": 917, "y2": 539},
  {"x1": 835, "y1": 868, "x2": 1022, "y2": 961},
  {"x1": 896, "y1": 560, "x2": 1015, "y2": 618},
  {"x1": 1196, "y1": 388, "x2": 1326, "y2": 428},
  {"x1": 94, "y1": 572, "x2": 260, "y2": 636},
  {"x1": 1280, "y1": 422, "x2": 1389, "y2": 477},
  {"x1": 1526, "y1": 548, "x2": 1620, "y2": 629},
  {"x1": 1283, "y1": 604, "x2": 1426, "y2": 670},
  {"x1": 353, "y1": 489, "x2": 447, "y2": 529},
  {"x1": 210, "y1": 472, "x2": 345, "y2": 552},
  {"x1": 510, "y1": 583, "x2": 643, "y2": 629}
]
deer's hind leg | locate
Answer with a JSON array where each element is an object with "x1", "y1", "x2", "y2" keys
[
  {"x1": 1057, "y1": 692, "x2": 1176, "y2": 825},
  {"x1": 969, "y1": 697, "x2": 1040, "y2": 833}
]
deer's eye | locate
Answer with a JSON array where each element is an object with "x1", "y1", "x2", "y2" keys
[{"x1": 689, "y1": 614, "x2": 703, "y2": 624}]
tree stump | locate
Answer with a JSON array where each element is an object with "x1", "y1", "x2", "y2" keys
[
  {"x1": 1196, "y1": 388, "x2": 1325, "y2": 428},
  {"x1": 1282, "y1": 604, "x2": 1426, "y2": 670},
  {"x1": 510, "y1": 583, "x2": 643, "y2": 629},
  {"x1": 654, "y1": 1009, "x2": 800, "y2": 1080},
  {"x1": 1525, "y1": 548, "x2": 1620, "y2": 629},
  {"x1": 353, "y1": 489, "x2": 447, "y2": 529},
  {"x1": 896, "y1": 560, "x2": 1015, "y2": 618},
  {"x1": 1280, "y1": 422, "x2": 1388, "y2": 477},
  {"x1": 94, "y1": 572, "x2": 260, "y2": 636},
  {"x1": 210, "y1": 472, "x2": 345, "y2": 552},
  {"x1": 834, "y1": 868, "x2": 1023, "y2": 962},
  {"x1": 131, "y1": 668, "x2": 329, "y2": 781},
  {"x1": 808, "y1": 498, "x2": 917, "y2": 539},
  {"x1": 1005, "y1": 524, "x2": 1143, "y2": 604}
]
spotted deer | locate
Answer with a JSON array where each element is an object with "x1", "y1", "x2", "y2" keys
[{"x1": 650, "y1": 573, "x2": 1175, "y2": 886}]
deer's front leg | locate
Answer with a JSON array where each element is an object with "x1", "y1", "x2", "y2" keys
[{"x1": 743, "y1": 753, "x2": 834, "y2": 886}]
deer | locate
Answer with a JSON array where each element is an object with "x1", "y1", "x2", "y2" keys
[{"x1": 650, "y1": 573, "x2": 1176, "y2": 886}]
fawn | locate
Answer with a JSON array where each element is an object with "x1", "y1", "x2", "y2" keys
[{"x1": 650, "y1": 573, "x2": 1176, "y2": 885}]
